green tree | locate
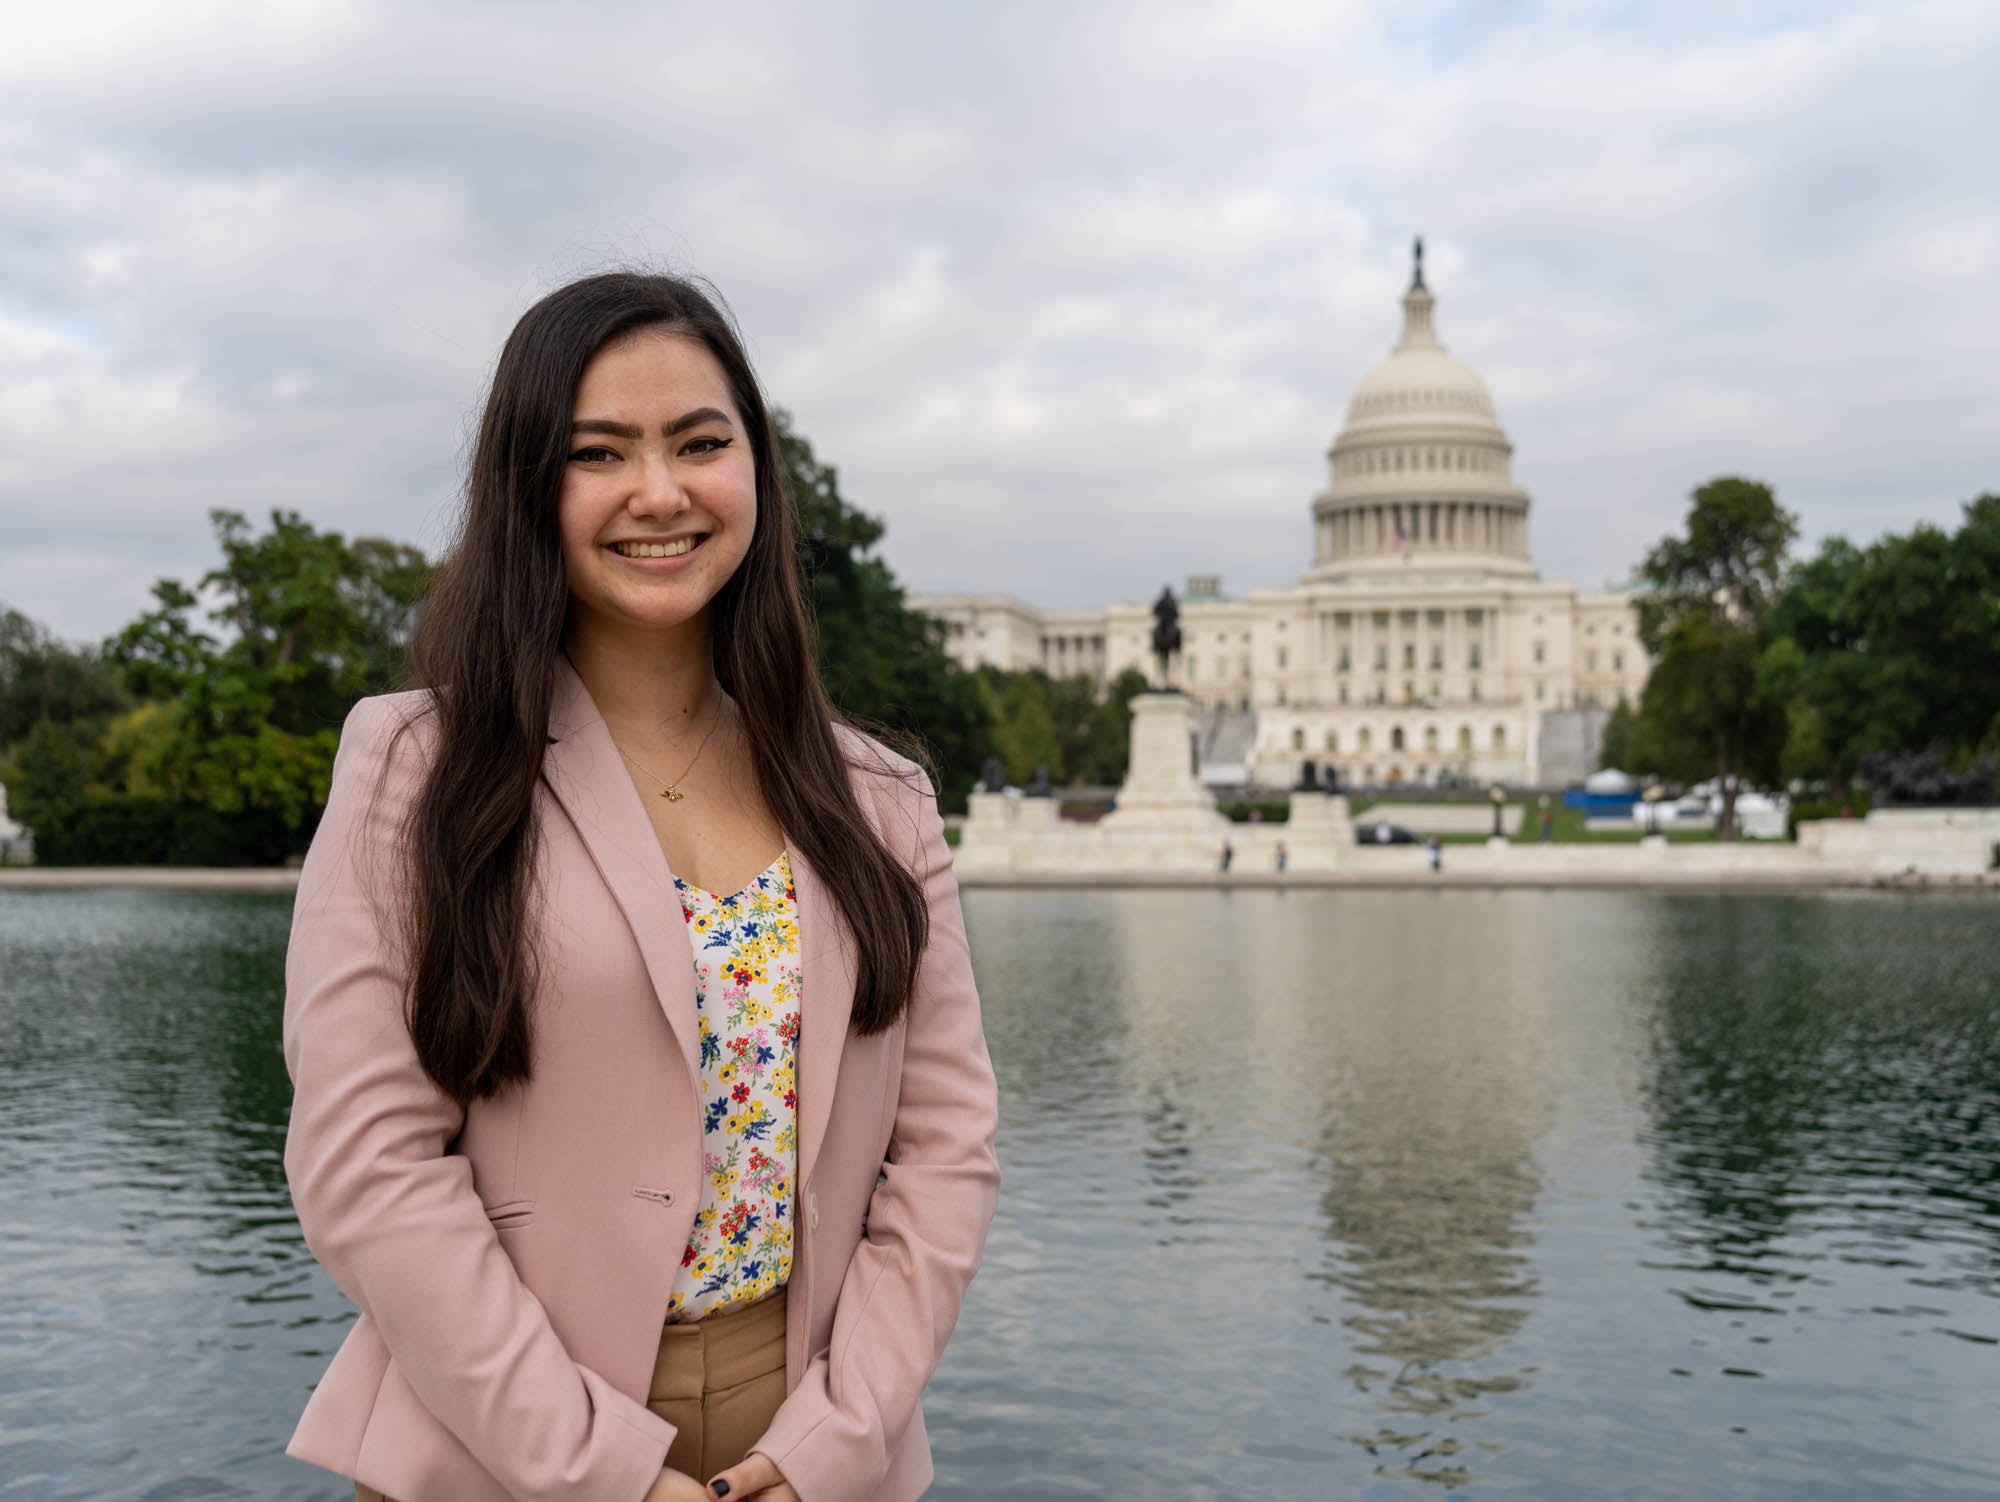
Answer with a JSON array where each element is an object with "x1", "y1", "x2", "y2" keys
[
  {"x1": 103, "y1": 508, "x2": 433, "y2": 826},
  {"x1": 777, "y1": 410, "x2": 992, "y2": 808},
  {"x1": 0, "y1": 606, "x2": 127, "y2": 748},
  {"x1": 3, "y1": 716, "x2": 103, "y2": 839},
  {"x1": 1080, "y1": 667, "x2": 1150, "y2": 785},
  {"x1": 1631, "y1": 476, "x2": 1798, "y2": 838},
  {"x1": 1596, "y1": 694, "x2": 1652, "y2": 773},
  {"x1": 1770, "y1": 495, "x2": 2000, "y2": 785},
  {"x1": 979, "y1": 667, "x2": 1063, "y2": 786}
]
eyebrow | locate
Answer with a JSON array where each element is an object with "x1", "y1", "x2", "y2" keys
[{"x1": 570, "y1": 407, "x2": 733, "y2": 440}]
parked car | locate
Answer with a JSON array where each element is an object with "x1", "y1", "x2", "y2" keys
[{"x1": 1356, "y1": 821, "x2": 1422, "y2": 845}]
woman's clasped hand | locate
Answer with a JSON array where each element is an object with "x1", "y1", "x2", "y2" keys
[{"x1": 644, "y1": 1452, "x2": 800, "y2": 1501}]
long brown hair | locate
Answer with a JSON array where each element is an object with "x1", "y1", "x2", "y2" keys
[{"x1": 385, "y1": 271, "x2": 929, "y2": 1103}]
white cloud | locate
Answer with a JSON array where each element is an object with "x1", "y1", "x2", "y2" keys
[{"x1": 1, "y1": 0, "x2": 1995, "y2": 643}]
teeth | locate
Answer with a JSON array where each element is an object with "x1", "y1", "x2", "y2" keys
[{"x1": 613, "y1": 537, "x2": 698, "y2": 558}]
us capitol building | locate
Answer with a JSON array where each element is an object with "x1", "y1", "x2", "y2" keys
[{"x1": 909, "y1": 245, "x2": 1650, "y2": 789}]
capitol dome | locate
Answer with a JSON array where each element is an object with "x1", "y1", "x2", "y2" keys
[{"x1": 1306, "y1": 241, "x2": 1535, "y2": 583}]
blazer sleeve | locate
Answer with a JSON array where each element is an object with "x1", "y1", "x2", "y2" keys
[
  {"x1": 282, "y1": 696, "x2": 674, "y2": 1502},
  {"x1": 750, "y1": 762, "x2": 1002, "y2": 1502}
]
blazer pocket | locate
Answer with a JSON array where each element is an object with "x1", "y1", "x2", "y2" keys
[{"x1": 482, "y1": 1198, "x2": 537, "y2": 1231}]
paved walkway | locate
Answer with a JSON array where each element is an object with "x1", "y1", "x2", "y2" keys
[
  {"x1": 0, "y1": 867, "x2": 301, "y2": 891},
  {"x1": 5, "y1": 864, "x2": 1995, "y2": 894}
]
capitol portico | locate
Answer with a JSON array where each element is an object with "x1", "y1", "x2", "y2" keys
[{"x1": 910, "y1": 245, "x2": 1651, "y2": 789}]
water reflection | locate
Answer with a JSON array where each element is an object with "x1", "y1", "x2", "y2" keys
[
  {"x1": 0, "y1": 889, "x2": 348, "y2": 1500},
  {"x1": 1642, "y1": 895, "x2": 2000, "y2": 1341},
  {"x1": 1291, "y1": 896, "x2": 1547, "y2": 1486},
  {"x1": 7, "y1": 886, "x2": 2000, "y2": 1498}
]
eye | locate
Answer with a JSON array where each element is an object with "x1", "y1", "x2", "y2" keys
[
  {"x1": 682, "y1": 436, "x2": 733, "y2": 456},
  {"x1": 568, "y1": 445, "x2": 619, "y2": 463}
]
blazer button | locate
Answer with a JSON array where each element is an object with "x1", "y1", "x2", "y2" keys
[{"x1": 806, "y1": 1191, "x2": 820, "y2": 1230}]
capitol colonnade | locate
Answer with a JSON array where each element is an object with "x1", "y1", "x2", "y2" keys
[{"x1": 911, "y1": 242, "x2": 1651, "y2": 788}]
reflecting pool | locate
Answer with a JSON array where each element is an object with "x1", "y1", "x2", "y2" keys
[{"x1": 2, "y1": 888, "x2": 1997, "y2": 1498}]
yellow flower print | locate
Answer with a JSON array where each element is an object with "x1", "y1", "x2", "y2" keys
[{"x1": 666, "y1": 849, "x2": 803, "y2": 1321}]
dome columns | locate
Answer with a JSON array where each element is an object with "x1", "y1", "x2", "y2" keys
[{"x1": 1311, "y1": 495, "x2": 1532, "y2": 569}]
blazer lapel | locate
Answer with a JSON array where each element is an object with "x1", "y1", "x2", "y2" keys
[
  {"x1": 540, "y1": 655, "x2": 701, "y2": 1090},
  {"x1": 785, "y1": 835, "x2": 856, "y2": 1192},
  {"x1": 539, "y1": 652, "x2": 867, "y2": 1190}
]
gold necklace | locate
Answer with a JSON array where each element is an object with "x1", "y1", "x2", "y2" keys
[{"x1": 614, "y1": 697, "x2": 726, "y2": 803}]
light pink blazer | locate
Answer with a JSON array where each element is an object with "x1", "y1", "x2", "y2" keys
[{"x1": 281, "y1": 653, "x2": 1001, "y2": 1501}]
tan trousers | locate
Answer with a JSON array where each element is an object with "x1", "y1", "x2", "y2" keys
[{"x1": 356, "y1": 1286, "x2": 789, "y2": 1500}]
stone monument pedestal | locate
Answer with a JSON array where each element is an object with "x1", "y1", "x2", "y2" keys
[
  {"x1": 1090, "y1": 691, "x2": 1232, "y2": 870},
  {"x1": 1100, "y1": 693, "x2": 1227, "y2": 830},
  {"x1": 1282, "y1": 789, "x2": 1353, "y2": 868}
]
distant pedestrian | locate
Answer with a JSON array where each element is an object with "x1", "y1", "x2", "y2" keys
[
  {"x1": 1427, "y1": 836, "x2": 1443, "y2": 874},
  {"x1": 1274, "y1": 839, "x2": 1288, "y2": 873},
  {"x1": 1539, "y1": 798, "x2": 1554, "y2": 842},
  {"x1": 1220, "y1": 841, "x2": 1234, "y2": 872}
]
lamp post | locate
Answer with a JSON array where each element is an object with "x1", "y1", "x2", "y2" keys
[
  {"x1": 1489, "y1": 784, "x2": 1507, "y2": 840},
  {"x1": 1642, "y1": 782, "x2": 1664, "y2": 837}
]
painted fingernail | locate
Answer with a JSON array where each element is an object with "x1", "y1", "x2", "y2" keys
[{"x1": 711, "y1": 1483, "x2": 730, "y2": 1498}]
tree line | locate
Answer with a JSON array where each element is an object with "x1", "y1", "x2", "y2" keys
[
  {"x1": 1601, "y1": 477, "x2": 2000, "y2": 837},
  {"x1": 0, "y1": 414, "x2": 1142, "y2": 865}
]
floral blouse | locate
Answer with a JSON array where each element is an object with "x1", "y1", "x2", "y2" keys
[{"x1": 664, "y1": 849, "x2": 802, "y2": 1323}]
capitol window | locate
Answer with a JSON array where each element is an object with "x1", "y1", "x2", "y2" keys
[
  {"x1": 1613, "y1": 652, "x2": 1624, "y2": 671},
  {"x1": 1403, "y1": 643, "x2": 1416, "y2": 670},
  {"x1": 1338, "y1": 646, "x2": 1351, "y2": 672},
  {"x1": 1469, "y1": 643, "x2": 1482, "y2": 669},
  {"x1": 1291, "y1": 728, "x2": 1306, "y2": 751},
  {"x1": 1458, "y1": 726, "x2": 1473, "y2": 750},
  {"x1": 1277, "y1": 647, "x2": 1289, "y2": 669},
  {"x1": 1391, "y1": 727, "x2": 1406, "y2": 751},
  {"x1": 1493, "y1": 724, "x2": 1508, "y2": 750},
  {"x1": 1533, "y1": 640, "x2": 1545, "y2": 664},
  {"x1": 1375, "y1": 645, "x2": 1388, "y2": 671},
  {"x1": 1324, "y1": 730, "x2": 1339, "y2": 753},
  {"x1": 1359, "y1": 728, "x2": 1373, "y2": 751}
]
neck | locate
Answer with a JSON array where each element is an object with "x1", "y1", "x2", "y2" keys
[{"x1": 561, "y1": 610, "x2": 725, "y2": 746}]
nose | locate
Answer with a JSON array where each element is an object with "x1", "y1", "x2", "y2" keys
[{"x1": 628, "y1": 452, "x2": 690, "y2": 517}]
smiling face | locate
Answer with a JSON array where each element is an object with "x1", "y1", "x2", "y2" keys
[{"x1": 557, "y1": 326, "x2": 758, "y2": 645}]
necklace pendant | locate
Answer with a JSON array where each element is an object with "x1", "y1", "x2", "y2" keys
[{"x1": 661, "y1": 787, "x2": 685, "y2": 802}]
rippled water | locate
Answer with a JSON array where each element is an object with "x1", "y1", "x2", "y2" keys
[{"x1": 3, "y1": 888, "x2": 1998, "y2": 1498}]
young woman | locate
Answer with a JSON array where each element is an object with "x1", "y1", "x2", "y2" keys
[{"x1": 280, "y1": 272, "x2": 1001, "y2": 1502}]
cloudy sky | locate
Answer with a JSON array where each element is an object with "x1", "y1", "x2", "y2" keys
[{"x1": 3, "y1": 0, "x2": 1994, "y2": 644}]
